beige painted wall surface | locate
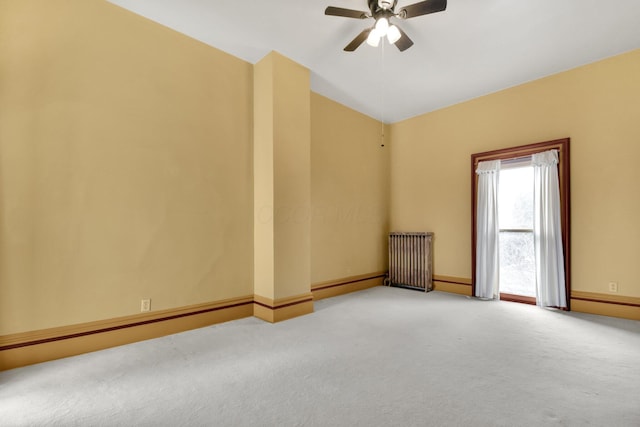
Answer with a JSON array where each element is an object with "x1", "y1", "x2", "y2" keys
[
  {"x1": 253, "y1": 54, "x2": 276, "y2": 299},
  {"x1": 0, "y1": 0, "x2": 254, "y2": 334},
  {"x1": 311, "y1": 93, "x2": 390, "y2": 283},
  {"x1": 272, "y1": 53, "x2": 311, "y2": 300},
  {"x1": 390, "y1": 49, "x2": 640, "y2": 297}
]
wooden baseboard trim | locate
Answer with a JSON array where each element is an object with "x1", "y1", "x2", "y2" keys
[
  {"x1": 0, "y1": 296, "x2": 254, "y2": 371},
  {"x1": 433, "y1": 275, "x2": 472, "y2": 296},
  {"x1": 311, "y1": 272, "x2": 385, "y2": 300},
  {"x1": 433, "y1": 275, "x2": 472, "y2": 285},
  {"x1": 571, "y1": 291, "x2": 640, "y2": 307},
  {"x1": 253, "y1": 293, "x2": 314, "y2": 323},
  {"x1": 0, "y1": 296, "x2": 254, "y2": 352},
  {"x1": 571, "y1": 291, "x2": 640, "y2": 320}
]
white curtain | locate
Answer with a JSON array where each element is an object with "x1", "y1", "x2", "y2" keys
[
  {"x1": 532, "y1": 150, "x2": 567, "y2": 308},
  {"x1": 475, "y1": 160, "x2": 500, "y2": 299}
]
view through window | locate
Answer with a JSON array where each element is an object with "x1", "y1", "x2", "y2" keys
[{"x1": 498, "y1": 163, "x2": 536, "y2": 298}]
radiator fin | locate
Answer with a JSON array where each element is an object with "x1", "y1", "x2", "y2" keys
[{"x1": 388, "y1": 232, "x2": 433, "y2": 292}]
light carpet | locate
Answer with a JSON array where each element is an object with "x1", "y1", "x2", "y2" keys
[{"x1": 1, "y1": 286, "x2": 639, "y2": 426}]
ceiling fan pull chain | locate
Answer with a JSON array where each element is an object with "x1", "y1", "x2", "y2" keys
[{"x1": 380, "y1": 41, "x2": 386, "y2": 146}]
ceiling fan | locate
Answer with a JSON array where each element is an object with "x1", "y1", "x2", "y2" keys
[{"x1": 325, "y1": 0, "x2": 447, "y2": 52}]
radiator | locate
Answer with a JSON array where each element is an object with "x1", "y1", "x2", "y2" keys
[{"x1": 386, "y1": 232, "x2": 433, "y2": 292}]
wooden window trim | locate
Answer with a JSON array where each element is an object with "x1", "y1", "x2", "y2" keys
[
  {"x1": 500, "y1": 293, "x2": 537, "y2": 306},
  {"x1": 471, "y1": 138, "x2": 571, "y2": 309}
]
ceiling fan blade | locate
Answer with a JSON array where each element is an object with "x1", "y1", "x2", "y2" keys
[
  {"x1": 399, "y1": 0, "x2": 447, "y2": 19},
  {"x1": 325, "y1": 6, "x2": 368, "y2": 19},
  {"x1": 394, "y1": 26, "x2": 414, "y2": 52},
  {"x1": 344, "y1": 28, "x2": 372, "y2": 51}
]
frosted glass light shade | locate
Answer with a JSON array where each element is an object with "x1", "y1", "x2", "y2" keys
[
  {"x1": 366, "y1": 29, "x2": 381, "y2": 47},
  {"x1": 387, "y1": 25, "x2": 401, "y2": 44},
  {"x1": 375, "y1": 17, "x2": 389, "y2": 35}
]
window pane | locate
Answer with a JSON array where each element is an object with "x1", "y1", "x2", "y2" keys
[
  {"x1": 498, "y1": 166, "x2": 533, "y2": 229},
  {"x1": 499, "y1": 231, "x2": 536, "y2": 297}
]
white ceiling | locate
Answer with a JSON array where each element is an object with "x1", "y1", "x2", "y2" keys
[{"x1": 106, "y1": 0, "x2": 640, "y2": 123}]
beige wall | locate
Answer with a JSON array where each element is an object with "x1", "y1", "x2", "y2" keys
[
  {"x1": 390, "y1": 49, "x2": 640, "y2": 297},
  {"x1": 0, "y1": 0, "x2": 254, "y2": 334},
  {"x1": 0, "y1": 0, "x2": 388, "y2": 337},
  {"x1": 311, "y1": 93, "x2": 390, "y2": 283}
]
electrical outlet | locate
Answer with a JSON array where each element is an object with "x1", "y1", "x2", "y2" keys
[
  {"x1": 608, "y1": 282, "x2": 618, "y2": 293},
  {"x1": 141, "y1": 299, "x2": 151, "y2": 312}
]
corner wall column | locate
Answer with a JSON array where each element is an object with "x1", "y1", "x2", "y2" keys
[{"x1": 253, "y1": 52, "x2": 313, "y2": 322}]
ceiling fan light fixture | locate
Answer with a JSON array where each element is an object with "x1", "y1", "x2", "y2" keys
[
  {"x1": 366, "y1": 29, "x2": 381, "y2": 47},
  {"x1": 387, "y1": 24, "x2": 401, "y2": 44},
  {"x1": 327, "y1": 0, "x2": 447, "y2": 52}
]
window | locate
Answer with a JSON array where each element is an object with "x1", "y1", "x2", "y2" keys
[{"x1": 471, "y1": 138, "x2": 571, "y2": 308}]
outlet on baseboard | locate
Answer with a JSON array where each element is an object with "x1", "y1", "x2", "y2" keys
[
  {"x1": 608, "y1": 282, "x2": 618, "y2": 293},
  {"x1": 141, "y1": 298, "x2": 151, "y2": 312}
]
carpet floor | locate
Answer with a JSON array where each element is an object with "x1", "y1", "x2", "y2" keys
[{"x1": 1, "y1": 286, "x2": 639, "y2": 426}]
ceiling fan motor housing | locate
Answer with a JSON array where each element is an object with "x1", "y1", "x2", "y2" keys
[
  {"x1": 369, "y1": 0, "x2": 397, "y2": 15},
  {"x1": 378, "y1": 0, "x2": 397, "y2": 10}
]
